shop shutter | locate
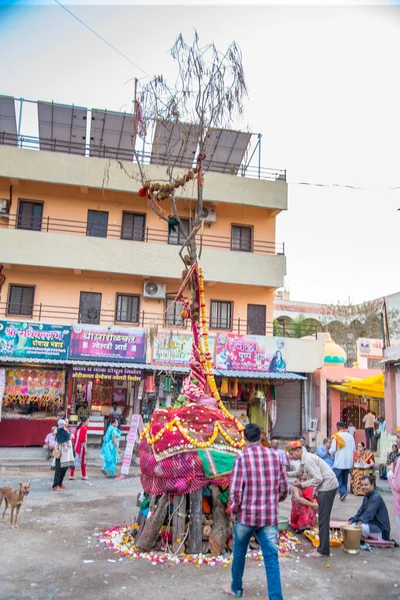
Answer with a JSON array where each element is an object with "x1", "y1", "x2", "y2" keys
[{"x1": 272, "y1": 381, "x2": 302, "y2": 438}]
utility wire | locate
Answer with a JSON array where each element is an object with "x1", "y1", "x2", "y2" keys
[
  {"x1": 287, "y1": 181, "x2": 400, "y2": 191},
  {"x1": 53, "y1": 0, "x2": 151, "y2": 78}
]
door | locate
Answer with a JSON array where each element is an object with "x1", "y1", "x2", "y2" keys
[
  {"x1": 272, "y1": 381, "x2": 302, "y2": 438},
  {"x1": 17, "y1": 201, "x2": 43, "y2": 231},
  {"x1": 79, "y1": 292, "x2": 102, "y2": 324},
  {"x1": 86, "y1": 210, "x2": 109, "y2": 238},
  {"x1": 247, "y1": 304, "x2": 266, "y2": 335},
  {"x1": 121, "y1": 212, "x2": 146, "y2": 241}
]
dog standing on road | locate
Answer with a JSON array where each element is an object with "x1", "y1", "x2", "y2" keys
[{"x1": 0, "y1": 482, "x2": 30, "y2": 527}]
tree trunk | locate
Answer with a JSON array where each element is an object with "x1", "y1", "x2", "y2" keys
[
  {"x1": 172, "y1": 494, "x2": 186, "y2": 554},
  {"x1": 208, "y1": 485, "x2": 230, "y2": 555},
  {"x1": 135, "y1": 494, "x2": 169, "y2": 552},
  {"x1": 188, "y1": 490, "x2": 203, "y2": 554}
]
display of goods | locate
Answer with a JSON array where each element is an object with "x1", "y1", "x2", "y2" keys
[{"x1": 303, "y1": 528, "x2": 343, "y2": 548}]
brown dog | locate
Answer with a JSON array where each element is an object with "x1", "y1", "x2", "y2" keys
[{"x1": 0, "y1": 482, "x2": 30, "y2": 527}]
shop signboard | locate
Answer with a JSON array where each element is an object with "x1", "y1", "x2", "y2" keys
[
  {"x1": 71, "y1": 365, "x2": 142, "y2": 382},
  {"x1": 215, "y1": 333, "x2": 286, "y2": 372},
  {"x1": 357, "y1": 337, "x2": 399, "y2": 360},
  {"x1": 152, "y1": 332, "x2": 215, "y2": 366},
  {"x1": 69, "y1": 325, "x2": 146, "y2": 363},
  {"x1": 0, "y1": 321, "x2": 70, "y2": 360}
]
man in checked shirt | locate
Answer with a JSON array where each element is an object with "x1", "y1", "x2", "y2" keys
[{"x1": 223, "y1": 423, "x2": 288, "y2": 599}]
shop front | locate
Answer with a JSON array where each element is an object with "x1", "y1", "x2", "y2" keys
[
  {"x1": 67, "y1": 324, "x2": 147, "y2": 438},
  {"x1": 214, "y1": 333, "x2": 306, "y2": 438},
  {"x1": 0, "y1": 320, "x2": 70, "y2": 446}
]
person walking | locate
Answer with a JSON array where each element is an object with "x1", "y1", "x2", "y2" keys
[
  {"x1": 362, "y1": 409, "x2": 375, "y2": 450},
  {"x1": 69, "y1": 417, "x2": 89, "y2": 480},
  {"x1": 52, "y1": 419, "x2": 75, "y2": 491},
  {"x1": 286, "y1": 441, "x2": 338, "y2": 557},
  {"x1": 223, "y1": 423, "x2": 288, "y2": 599},
  {"x1": 330, "y1": 421, "x2": 356, "y2": 501},
  {"x1": 101, "y1": 417, "x2": 121, "y2": 478},
  {"x1": 387, "y1": 427, "x2": 400, "y2": 542}
]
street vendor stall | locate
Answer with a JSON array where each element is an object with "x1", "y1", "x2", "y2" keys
[{"x1": 0, "y1": 365, "x2": 66, "y2": 446}]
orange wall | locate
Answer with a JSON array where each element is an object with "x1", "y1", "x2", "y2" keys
[
  {"x1": 0, "y1": 266, "x2": 275, "y2": 327},
  {"x1": 0, "y1": 178, "x2": 276, "y2": 243}
]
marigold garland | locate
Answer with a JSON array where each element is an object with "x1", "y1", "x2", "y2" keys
[{"x1": 140, "y1": 264, "x2": 245, "y2": 451}]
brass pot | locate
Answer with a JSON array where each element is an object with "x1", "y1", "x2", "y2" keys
[{"x1": 341, "y1": 524, "x2": 362, "y2": 554}]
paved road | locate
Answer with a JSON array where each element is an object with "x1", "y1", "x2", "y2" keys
[{"x1": 0, "y1": 463, "x2": 399, "y2": 600}]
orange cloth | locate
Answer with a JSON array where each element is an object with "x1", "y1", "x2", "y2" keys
[{"x1": 332, "y1": 432, "x2": 347, "y2": 449}]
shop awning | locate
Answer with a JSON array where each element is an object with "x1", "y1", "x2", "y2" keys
[
  {"x1": 0, "y1": 356, "x2": 66, "y2": 365},
  {"x1": 213, "y1": 370, "x2": 307, "y2": 380},
  {"x1": 330, "y1": 373, "x2": 384, "y2": 399}
]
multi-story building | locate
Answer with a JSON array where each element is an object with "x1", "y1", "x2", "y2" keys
[{"x1": 0, "y1": 95, "x2": 324, "y2": 446}]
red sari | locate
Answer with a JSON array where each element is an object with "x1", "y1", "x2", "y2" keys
[{"x1": 290, "y1": 486, "x2": 316, "y2": 531}]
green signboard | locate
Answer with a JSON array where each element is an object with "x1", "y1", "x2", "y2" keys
[{"x1": 0, "y1": 321, "x2": 71, "y2": 360}]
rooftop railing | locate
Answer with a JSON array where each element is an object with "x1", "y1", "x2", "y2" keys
[{"x1": 0, "y1": 132, "x2": 286, "y2": 182}]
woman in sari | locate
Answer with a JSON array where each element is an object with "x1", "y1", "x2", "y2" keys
[
  {"x1": 69, "y1": 416, "x2": 89, "y2": 480},
  {"x1": 290, "y1": 484, "x2": 318, "y2": 532},
  {"x1": 350, "y1": 441, "x2": 375, "y2": 495},
  {"x1": 101, "y1": 417, "x2": 121, "y2": 478}
]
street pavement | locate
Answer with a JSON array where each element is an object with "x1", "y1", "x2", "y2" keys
[{"x1": 0, "y1": 452, "x2": 399, "y2": 600}]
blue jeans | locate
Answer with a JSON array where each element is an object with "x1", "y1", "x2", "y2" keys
[
  {"x1": 333, "y1": 468, "x2": 350, "y2": 498},
  {"x1": 231, "y1": 521, "x2": 283, "y2": 600}
]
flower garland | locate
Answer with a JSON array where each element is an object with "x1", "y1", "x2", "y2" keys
[
  {"x1": 140, "y1": 415, "x2": 241, "y2": 449},
  {"x1": 198, "y1": 267, "x2": 244, "y2": 436}
]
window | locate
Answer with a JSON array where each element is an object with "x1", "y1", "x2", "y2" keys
[
  {"x1": 231, "y1": 225, "x2": 253, "y2": 252},
  {"x1": 121, "y1": 212, "x2": 146, "y2": 241},
  {"x1": 115, "y1": 294, "x2": 140, "y2": 323},
  {"x1": 165, "y1": 297, "x2": 186, "y2": 327},
  {"x1": 168, "y1": 218, "x2": 189, "y2": 246},
  {"x1": 247, "y1": 304, "x2": 266, "y2": 335},
  {"x1": 17, "y1": 201, "x2": 43, "y2": 231},
  {"x1": 86, "y1": 210, "x2": 109, "y2": 238},
  {"x1": 210, "y1": 300, "x2": 233, "y2": 330},
  {"x1": 7, "y1": 285, "x2": 35, "y2": 316},
  {"x1": 79, "y1": 292, "x2": 102, "y2": 324}
]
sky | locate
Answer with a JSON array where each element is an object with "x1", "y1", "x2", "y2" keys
[{"x1": 1, "y1": 0, "x2": 400, "y2": 305}]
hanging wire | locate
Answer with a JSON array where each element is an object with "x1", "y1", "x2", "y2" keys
[{"x1": 53, "y1": 0, "x2": 151, "y2": 78}]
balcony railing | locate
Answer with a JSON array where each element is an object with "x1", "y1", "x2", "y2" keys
[
  {"x1": 0, "y1": 132, "x2": 286, "y2": 182},
  {"x1": 5, "y1": 214, "x2": 285, "y2": 256},
  {"x1": 0, "y1": 302, "x2": 317, "y2": 338}
]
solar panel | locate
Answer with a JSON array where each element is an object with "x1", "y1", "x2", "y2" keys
[
  {"x1": 89, "y1": 110, "x2": 137, "y2": 161},
  {"x1": 150, "y1": 120, "x2": 199, "y2": 169},
  {"x1": 38, "y1": 102, "x2": 87, "y2": 155},
  {"x1": 202, "y1": 128, "x2": 251, "y2": 175},
  {"x1": 0, "y1": 96, "x2": 17, "y2": 146}
]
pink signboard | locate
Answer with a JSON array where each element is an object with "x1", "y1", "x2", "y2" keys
[
  {"x1": 69, "y1": 325, "x2": 146, "y2": 362},
  {"x1": 215, "y1": 333, "x2": 286, "y2": 373}
]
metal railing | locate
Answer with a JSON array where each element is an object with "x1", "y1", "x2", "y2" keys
[
  {"x1": 0, "y1": 302, "x2": 317, "y2": 338},
  {"x1": 5, "y1": 214, "x2": 285, "y2": 256},
  {"x1": 0, "y1": 132, "x2": 286, "y2": 182}
]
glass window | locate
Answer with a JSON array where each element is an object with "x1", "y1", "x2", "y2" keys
[
  {"x1": 210, "y1": 300, "x2": 233, "y2": 330},
  {"x1": 168, "y1": 218, "x2": 189, "y2": 245},
  {"x1": 231, "y1": 225, "x2": 252, "y2": 252},
  {"x1": 79, "y1": 292, "x2": 102, "y2": 324},
  {"x1": 115, "y1": 294, "x2": 140, "y2": 323},
  {"x1": 17, "y1": 201, "x2": 43, "y2": 231},
  {"x1": 86, "y1": 210, "x2": 108, "y2": 238},
  {"x1": 7, "y1": 285, "x2": 35, "y2": 316},
  {"x1": 165, "y1": 298, "x2": 186, "y2": 326},
  {"x1": 121, "y1": 212, "x2": 146, "y2": 241}
]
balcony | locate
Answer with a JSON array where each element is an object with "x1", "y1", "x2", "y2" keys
[
  {"x1": 0, "y1": 301, "x2": 318, "y2": 338},
  {"x1": 1, "y1": 217, "x2": 286, "y2": 288}
]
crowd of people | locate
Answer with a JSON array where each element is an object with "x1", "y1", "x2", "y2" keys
[{"x1": 224, "y1": 422, "x2": 400, "y2": 600}]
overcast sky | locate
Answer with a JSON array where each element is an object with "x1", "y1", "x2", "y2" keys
[{"x1": 1, "y1": 0, "x2": 400, "y2": 305}]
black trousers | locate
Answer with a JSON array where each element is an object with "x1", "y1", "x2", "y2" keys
[
  {"x1": 53, "y1": 458, "x2": 68, "y2": 489},
  {"x1": 365, "y1": 427, "x2": 374, "y2": 450},
  {"x1": 317, "y1": 488, "x2": 337, "y2": 556}
]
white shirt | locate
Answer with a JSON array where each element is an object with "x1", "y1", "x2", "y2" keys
[{"x1": 330, "y1": 431, "x2": 356, "y2": 470}]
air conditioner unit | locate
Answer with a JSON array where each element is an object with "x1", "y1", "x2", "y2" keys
[
  {"x1": 0, "y1": 199, "x2": 9, "y2": 214},
  {"x1": 143, "y1": 281, "x2": 166, "y2": 299},
  {"x1": 201, "y1": 205, "x2": 216, "y2": 223},
  {"x1": 308, "y1": 417, "x2": 318, "y2": 432}
]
